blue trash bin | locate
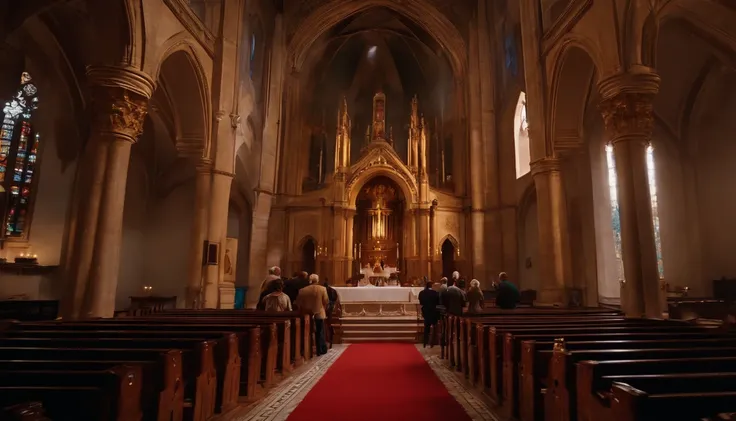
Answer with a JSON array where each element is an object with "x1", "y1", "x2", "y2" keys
[{"x1": 234, "y1": 287, "x2": 248, "y2": 309}]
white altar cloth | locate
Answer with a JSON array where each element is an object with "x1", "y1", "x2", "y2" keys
[{"x1": 333, "y1": 286, "x2": 424, "y2": 303}]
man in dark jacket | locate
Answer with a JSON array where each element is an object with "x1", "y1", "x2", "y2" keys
[
  {"x1": 283, "y1": 271, "x2": 309, "y2": 305},
  {"x1": 418, "y1": 280, "x2": 440, "y2": 347},
  {"x1": 495, "y1": 272, "x2": 521, "y2": 309}
]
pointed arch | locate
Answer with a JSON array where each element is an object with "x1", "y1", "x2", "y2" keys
[{"x1": 438, "y1": 234, "x2": 459, "y2": 250}]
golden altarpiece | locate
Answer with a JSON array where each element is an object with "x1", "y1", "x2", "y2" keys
[{"x1": 278, "y1": 92, "x2": 465, "y2": 285}]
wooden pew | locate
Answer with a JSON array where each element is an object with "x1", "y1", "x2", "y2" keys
[
  {"x1": 468, "y1": 317, "x2": 674, "y2": 389},
  {"x1": 576, "y1": 357, "x2": 736, "y2": 421},
  {"x1": 476, "y1": 320, "x2": 699, "y2": 402},
  {"x1": 599, "y1": 380, "x2": 736, "y2": 421},
  {"x1": 540, "y1": 345, "x2": 736, "y2": 421},
  {"x1": 503, "y1": 330, "x2": 736, "y2": 419},
  {"x1": 0, "y1": 337, "x2": 219, "y2": 421},
  {"x1": 15, "y1": 322, "x2": 264, "y2": 399},
  {"x1": 98, "y1": 315, "x2": 295, "y2": 377},
  {"x1": 0, "y1": 348, "x2": 181, "y2": 421},
  {"x1": 0, "y1": 329, "x2": 243, "y2": 411},
  {"x1": 153, "y1": 310, "x2": 311, "y2": 364},
  {"x1": 0, "y1": 365, "x2": 142, "y2": 421}
]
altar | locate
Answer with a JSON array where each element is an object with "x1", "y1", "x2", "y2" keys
[{"x1": 334, "y1": 286, "x2": 424, "y2": 317}]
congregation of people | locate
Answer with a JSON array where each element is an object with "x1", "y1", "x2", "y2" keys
[
  {"x1": 257, "y1": 267, "x2": 339, "y2": 356},
  {"x1": 418, "y1": 271, "x2": 521, "y2": 347},
  {"x1": 256, "y1": 266, "x2": 520, "y2": 352}
]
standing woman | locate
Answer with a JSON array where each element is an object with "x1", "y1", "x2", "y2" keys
[{"x1": 467, "y1": 279, "x2": 484, "y2": 313}]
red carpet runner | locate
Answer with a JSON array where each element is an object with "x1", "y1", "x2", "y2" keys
[{"x1": 286, "y1": 343, "x2": 472, "y2": 421}]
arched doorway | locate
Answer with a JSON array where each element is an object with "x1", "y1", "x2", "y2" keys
[
  {"x1": 441, "y1": 239, "x2": 455, "y2": 279},
  {"x1": 302, "y1": 238, "x2": 316, "y2": 275}
]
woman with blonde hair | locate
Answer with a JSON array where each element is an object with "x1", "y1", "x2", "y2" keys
[{"x1": 467, "y1": 279, "x2": 484, "y2": 313}]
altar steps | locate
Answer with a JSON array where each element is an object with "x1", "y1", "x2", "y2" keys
[{"x1": 334, "y1": 317, "x2": 422, "y2": 343}]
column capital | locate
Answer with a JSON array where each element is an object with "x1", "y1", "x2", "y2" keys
[
  {"x1": 597, "y1": 69, "x2": 660, "y2": 144},
  {"x1": 530, "y1": 157, "x2": 561, "y2": 176},
  {"x1": 90, "y1": 86, "x2": 149, "y2": 143}
]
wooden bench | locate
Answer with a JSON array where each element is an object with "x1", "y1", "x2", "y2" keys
[
  {"x1": 0, "y1": 365, "x2": 142, "y2": 421},
  {"x1": 0, "y1": 336, "x2": 220, "y2": 420},
  {"x1": 576, "y1": 357, "x2": 736, "y2": 421},
  {"x1": 541, "y1": 345, "x2": 736, "y2": 421},
  {"x1": 503, "y1": 330, "x2": 736, "y2": 419},
  {"x1": 1, "y1": 328, "x2": 247, "y2": 409},
  {"x1": 153, "y1": 310, "x2": 312, "y2": 363},
  {"x1": 0, "y1": 347, "x2": 181, "y2": 421},
  {"x1": 104, "y1": 314, "x2": 298, "y2": 376},
  {"x1": 15, "y1": 321, "x2": 265, "y2": 398}
]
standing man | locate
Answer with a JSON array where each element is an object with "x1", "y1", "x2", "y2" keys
[
  {"x1": 322, "y1": 278, "x2": 340, "y2": 348},
  {"x1": 443, "y1": 277, "x2": 467, "y2": 316},
  {"x1": 419, "y1": 280, "x2": 440, "y2": 347},
  {"x1": 295, "y1": 274, "x2": 330, "y2": 355}
]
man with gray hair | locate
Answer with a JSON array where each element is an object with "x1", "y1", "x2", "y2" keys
[
  {"x1": 260, "y1": 266, "x2": 282, "y2": 293},
  {"x1": 295, "y1": 274, "x2": 330, "y2": 355}
]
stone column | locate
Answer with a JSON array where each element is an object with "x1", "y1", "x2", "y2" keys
[
  {"x1": 83, "y1": 67, "x2": 153, "y2": 317},
  {"x1": 186, "y1": 162, "x2": 212, "y2": 307},
  {"x1": 345, "y1": 209, "x2": 356, "y2": 282},
  {"x1": 417, "y1": 208, "x2": 431, "y2": 277},
  {"x1": 598, "y1": 70, "x2": 662, "y2": 318},
  {"x1": 332, "y1": 207, "x2": 346, "y2": 284},
  {"x1": 531, "y1": 157, "x2": 571, "y2": 306},
  {"x1": 202, "y1": 170, "x2": 234, "y2": 309}
]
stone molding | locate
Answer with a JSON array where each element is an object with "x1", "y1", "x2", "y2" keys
[
  {"x1": 530, "y1": 157, "x2": 561, "y2": 176},
  {"x1": 86, "y1": 65, "x2": 156, "y2": 99}
]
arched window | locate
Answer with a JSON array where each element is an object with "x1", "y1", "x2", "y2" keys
[
  {"x1": 504, "y1": 35, "x2": 518, "y2": 77},
  {"x1": 249, "y1": 33, "x2": 256, "y2": 79},
  {"x1": 605, "y1": 143, "x2": 664, "y2": 280},
  {"x1": 1, "y1": 72, "x2": 40, "y2": 239},
  {"x1": 514, "y1": 92, "x2": 531, "y2": 178}
]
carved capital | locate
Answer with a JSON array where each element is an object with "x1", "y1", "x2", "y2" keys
[
  {"x1": 598, "y1": 92, "x2": 655, "y2": 143},
  {"x1": 597, "y1": 69, "x2": 660, "y2": 144},
  {"x1": 91, "y1": 87, "x2": 149, "y2": 142},
  {"x1": 530, "y1": 157, "x2": 561, "y2": 177}
]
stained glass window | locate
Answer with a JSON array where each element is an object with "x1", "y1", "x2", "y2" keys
[
  {"x1": 605, "y1": 143, "x2": 664, "y2": 281},
  {"x1": 249, "y1": 34, "x2": 256, "y2": 79},
  {"x1": 1, "y1": 72, "x2": 40, "y2": 239},
  {"x1": 504, "y1": 35, "x2": 518, "y2": 77}
]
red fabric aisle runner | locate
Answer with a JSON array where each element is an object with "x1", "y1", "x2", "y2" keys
[{"x1": 286, "y1": 343, "x2": 472, "y2": 421}]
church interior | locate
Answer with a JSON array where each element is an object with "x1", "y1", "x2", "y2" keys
[{"x1": 1, "y1": 0, "x2": 736, "y2": 420}]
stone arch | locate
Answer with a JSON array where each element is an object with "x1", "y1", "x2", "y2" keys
[
  {"x1": 287, "y1": 0, "x2": 467, "y2": 78},
  {"x1": 153, "y1": 43, "x2": 211, "y2": 159},
  {"x1": 518, "y1": 180, "x2": 537, "y2": 223},
  {"x1": 643, "y1": 0, "x2": 736, "y2": 68},
  {"x1": 296, "y1": 235, "x2": 318, "y2": 254},
  {"x1": 85, "y1": 0, "x2": 144, "y2": 68},
  {"x1": 548, "y1": 43, "x2": 599, "y2": 154},
  {"x1": 438, "y1": 234, "x2": 459, "y2": 251},
  {"x1": 348, "y1": 167, "x2": 415, "y2": 205}
]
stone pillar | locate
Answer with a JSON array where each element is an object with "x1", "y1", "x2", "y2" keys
[
  {"x1": 202, "y1": 170, "x2": 234, "y2": 309},
  {"x1": 429, "y1": 206, "x2": 437, "y2": 277},
  {"x1": 82, "y1": 67, "x2": 154, "y2": 317},
  {"x1": 186, "y1": 162, "x2": 212, "y2": 307},
  {"x1": 531, "y1": 157, "x2": 571, "y2": 306},
  {"x1": 418, "y1": 208, "x2": 431, "y2": 278},
  {"x1": 345, "y1": 209, "x2": 356, "y2": 281},
  {"x1": 598, "y1": 69, "x2": 662, "y2": 318}
]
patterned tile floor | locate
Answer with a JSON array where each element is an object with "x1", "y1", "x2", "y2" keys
[{"x1": 220, "y1": 344, "x2": 500, "y2": 421}]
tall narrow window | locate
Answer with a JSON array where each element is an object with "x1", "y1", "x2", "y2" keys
[
  {"x1": 514, "y1": 92, "x2": 531, "y2": 178},
  {"x1": 1, "y1": 72, "x2": 40, "y2": 239},
  {"x1": 249, "y1": 34, "x2": 256, "y2": 78},
  {"x1": 605, "y1": 143, "x2": 664, "y2": 281}
]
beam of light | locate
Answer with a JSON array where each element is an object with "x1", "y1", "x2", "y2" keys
[{"x1": 367, "y1": 46, "x2": 377, "y2": 59}]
